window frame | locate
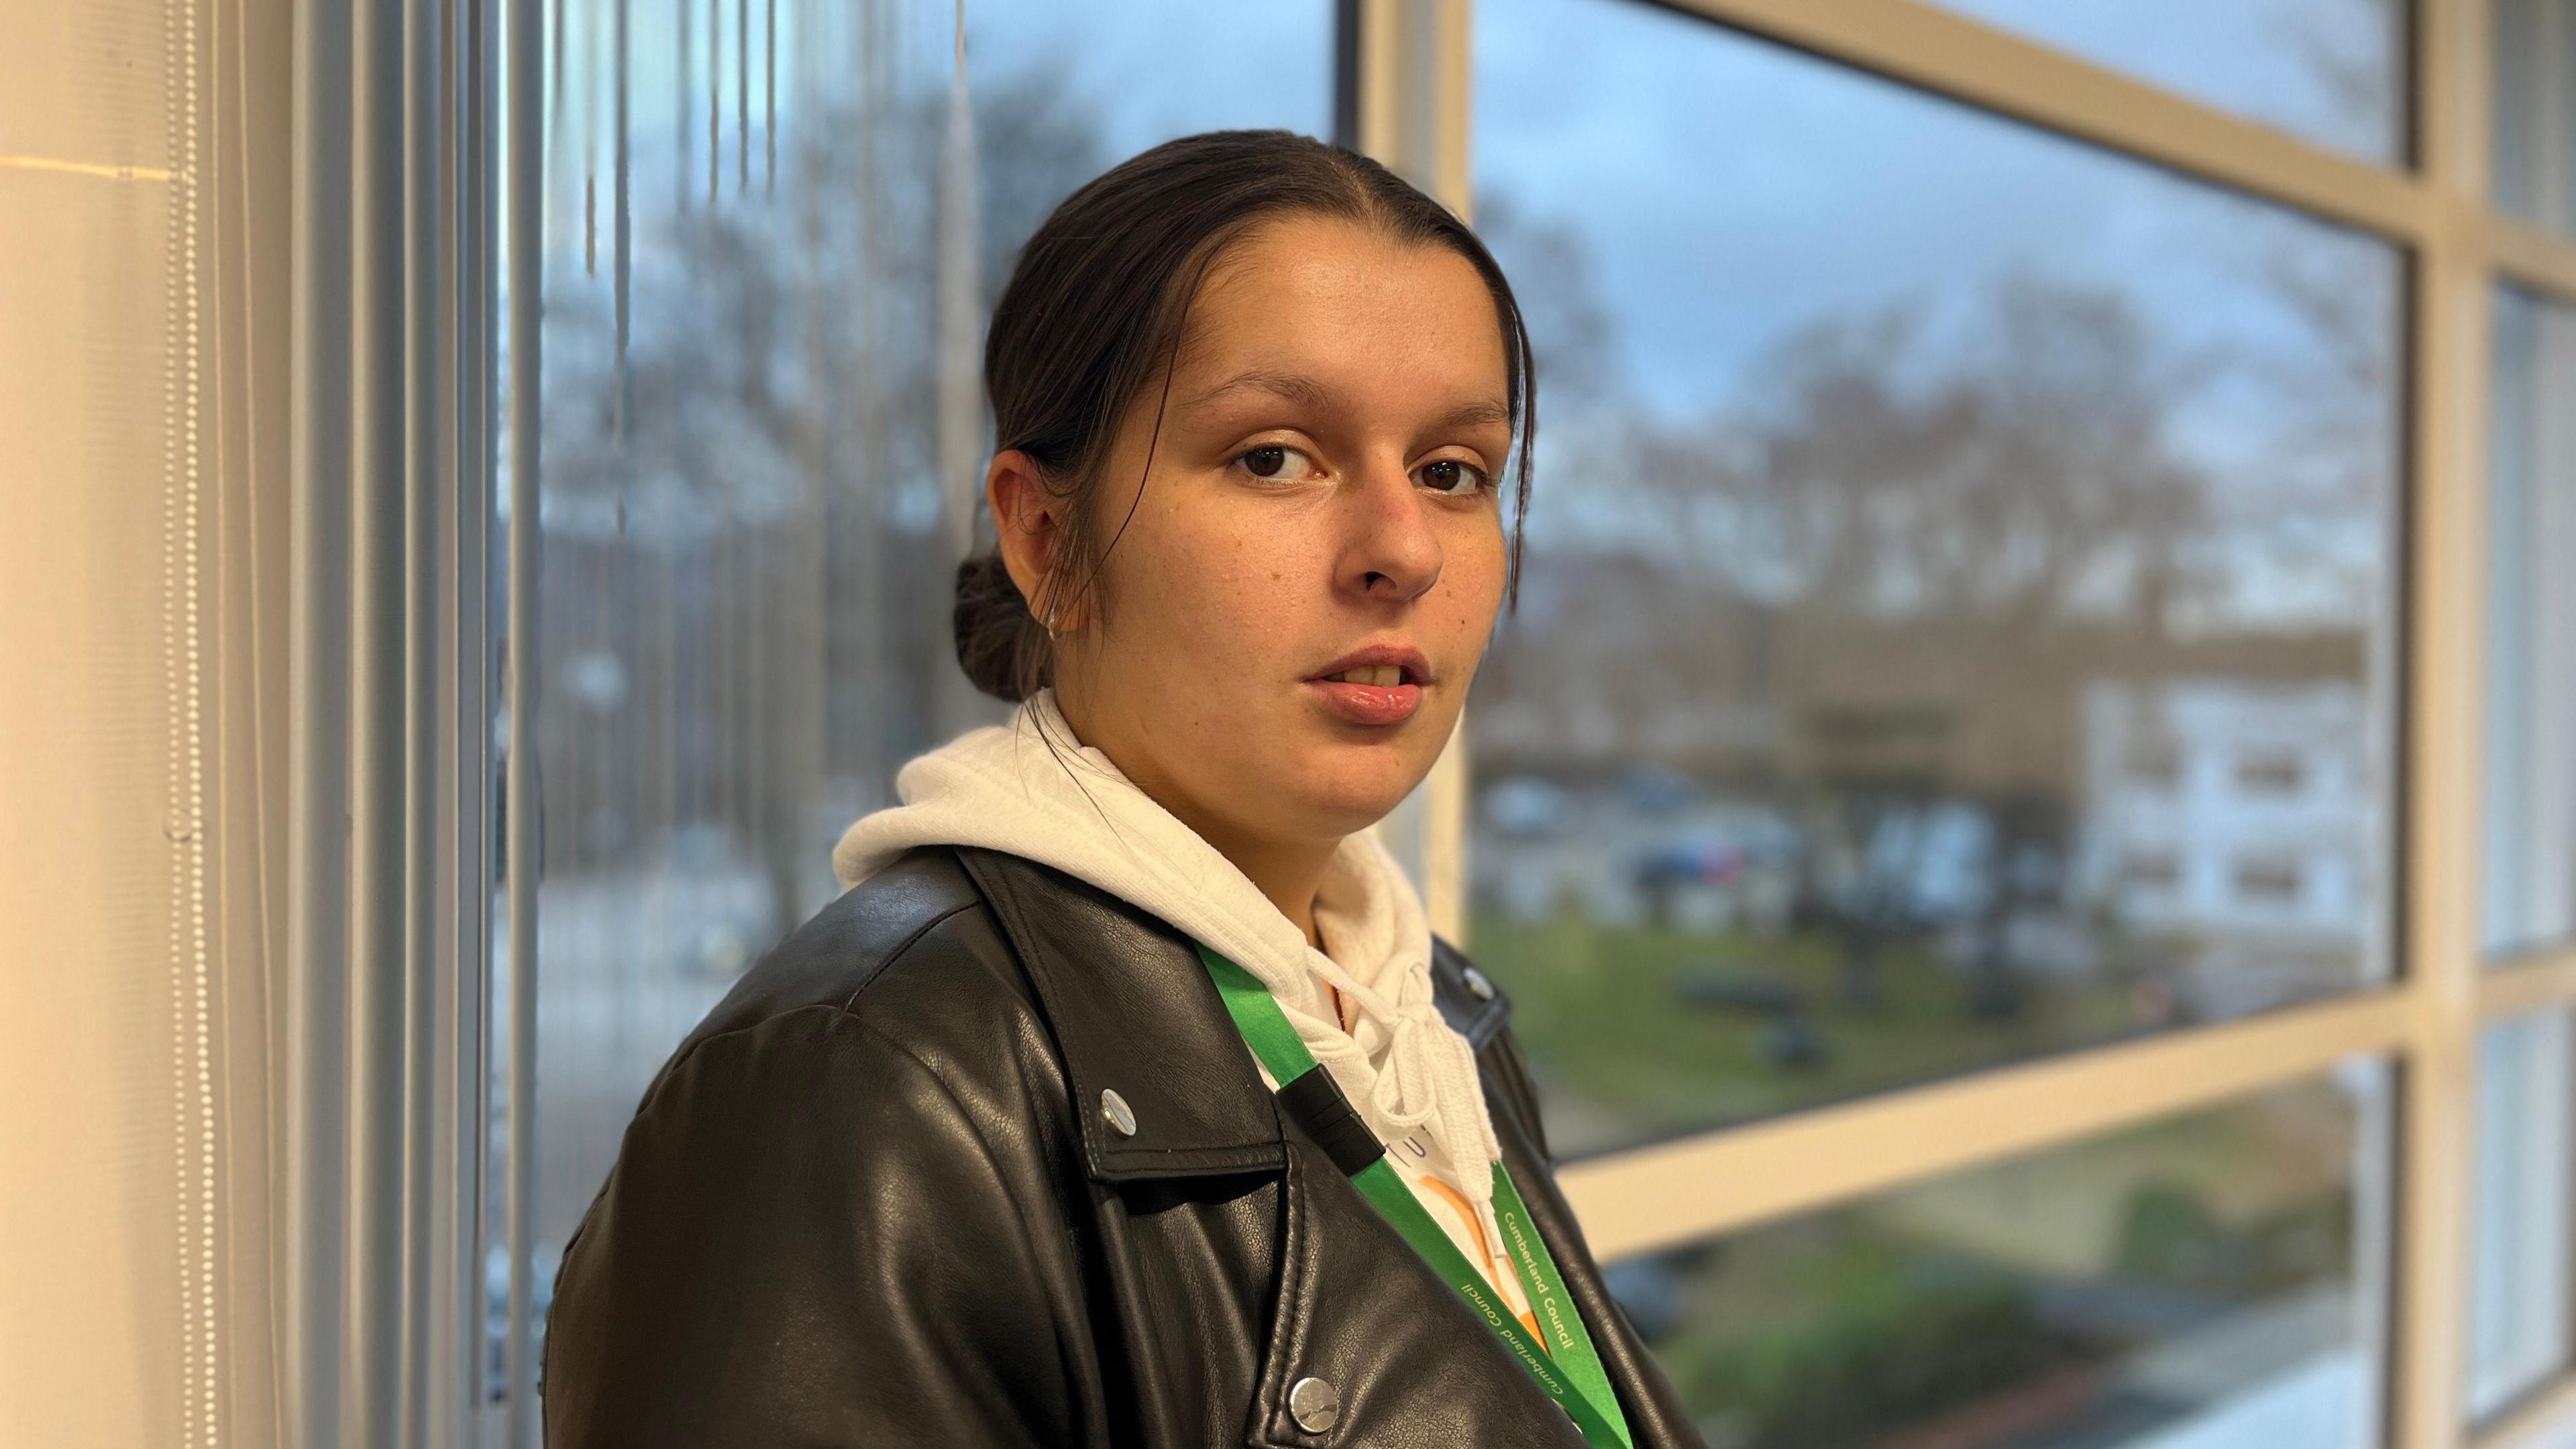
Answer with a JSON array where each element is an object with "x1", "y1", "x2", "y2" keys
[
  {"x1": 1346, "y1": 3, "x2": 2576, "y2": 1448},
  {"x1": 472, "y1": 4, "x2": 2576, "y2": 1447}
]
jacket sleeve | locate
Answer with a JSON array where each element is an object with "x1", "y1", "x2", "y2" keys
[{"x1": 541, "y1": 1003, "x2": 1091, "y2": 1448}]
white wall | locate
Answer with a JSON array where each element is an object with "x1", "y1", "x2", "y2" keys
[{"x1": 0, "y1": 2, "x2": 281, "y2": 1442}]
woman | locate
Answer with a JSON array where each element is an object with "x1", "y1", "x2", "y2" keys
[{"x1": 543, "y1": 129, "x2": 1701, "y2": 1448}]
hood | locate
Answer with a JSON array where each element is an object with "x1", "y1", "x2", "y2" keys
[{"x1": 830, "y1": 687, "x2": 1503, "y2": 1203}]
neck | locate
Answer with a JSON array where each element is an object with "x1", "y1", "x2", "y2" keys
[
  {"x1": 1050, "y1": 686, "x2": 1334, "y2": 949},
  {"x1": 1182, "y1": 813, "x2": 1336, "y2": 951}
]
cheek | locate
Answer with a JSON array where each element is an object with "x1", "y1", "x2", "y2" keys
[
  {"x1": 1432, "y1": 519, "x2": 1509, "y2": 652},
  {"x1": 1117, "y1": 504, "x2": 1314, "y2": 675}
]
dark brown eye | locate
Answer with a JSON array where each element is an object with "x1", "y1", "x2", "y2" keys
[
  {"x1": 1234, "y1": 444, "x2": 1316, "y2": 482},
  {"x1": 1418, "y1": 459, "x2": 1487, "y2": 495}
]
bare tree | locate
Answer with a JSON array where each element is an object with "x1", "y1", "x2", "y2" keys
[{"x1": 535, "y1": 62, "x2": 1110, "y2": 930}]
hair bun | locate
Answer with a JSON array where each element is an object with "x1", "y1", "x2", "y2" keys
[{"x1": 953, "y1": 553, "x2": 1044, "y2": 703}]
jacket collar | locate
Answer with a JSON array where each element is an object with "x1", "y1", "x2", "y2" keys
[
  {"x1": 1430, "y1": 936, "x2": 1511, "y2": 1047},
  {"x1": 954, "y1": 845, "x2": 1511, "y2": 1183},
  {"x1": 959, "y1": 845, "x2": 1292, "y2": 1181}
]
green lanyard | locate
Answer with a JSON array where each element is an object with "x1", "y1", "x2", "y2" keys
[{"x1": 1195, "y1": 945, "x2": 1635, "y2": 1449}]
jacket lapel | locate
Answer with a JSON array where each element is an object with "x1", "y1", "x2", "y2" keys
[
  {"x1": 1249, "y1": 1136, "x2": 1595, "y2": 1446},
  {"x1": 956, "y1": 844, "x2": 1625, "y2": 1447},
  {"x1": 956, "y1": 845, "x2": 1289, "y2": 1181}
]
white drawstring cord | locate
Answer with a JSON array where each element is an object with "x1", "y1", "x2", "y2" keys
[{"x1": 1299, "y1": 945, "x2": 1504, "y2": 1216}]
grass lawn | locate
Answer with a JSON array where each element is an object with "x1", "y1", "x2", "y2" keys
[
  {"x1": 1468, "y1": 908, "x2": 2154, "y2": 1157},
  {"x1": 1471, "y1": 911, "x2": 2366, "y2": 1446}
]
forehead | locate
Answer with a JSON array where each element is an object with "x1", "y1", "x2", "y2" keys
[{"x1": 1173, "y1": 213, "x2": 1509, "y2": 407}]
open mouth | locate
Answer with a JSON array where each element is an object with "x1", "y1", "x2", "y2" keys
[
  {"x1": 1316, "y1": 663, "x2": 1420, "y2": 688},
  {"x1": 1305, "y1": 652, "x2": 1429, "y2": 726}
]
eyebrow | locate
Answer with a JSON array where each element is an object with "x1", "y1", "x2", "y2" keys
[{"x1": 1186, "y1": 368, "x2": 1511, "y2": 433}]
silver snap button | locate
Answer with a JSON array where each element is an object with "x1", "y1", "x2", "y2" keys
[
  {"x1": 1288, "y1": 1375, "x2": 1341, "y2": 1433},
  {"x1": 1099, "y1": 1087, "x2": 1138, "y2": 1137},
  {"x1": 1463, "y1": 965, "x2": 1497, "y2": 1001}
]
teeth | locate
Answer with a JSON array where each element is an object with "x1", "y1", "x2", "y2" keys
[{"x1": 1330, "y1": 665, "x2": 1405, "y2": 686}]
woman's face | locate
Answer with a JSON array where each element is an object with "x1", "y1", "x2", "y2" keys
[{"x1": 998, "y1": 213, "x2": 1513, "y2": 857}]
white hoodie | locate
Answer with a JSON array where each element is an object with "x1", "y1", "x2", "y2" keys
[{"x1": 830, "y1": 687, "x2": 1534, "y2": 1311}]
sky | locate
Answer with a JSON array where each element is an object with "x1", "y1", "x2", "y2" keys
[
  {"x1": 1472, "y1": 0, "x2": 2400, "y2": 431},
  {"x1": 529, "y1": 0, "x2": 2402, "y2": 445},
  {"x1": 520, "y1": 0, "x2": 2404, "y2": 625},
  {"x1": 1939, "y1": 0, "x2": 2400, "y2": 160}
]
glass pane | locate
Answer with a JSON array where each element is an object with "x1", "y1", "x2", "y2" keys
[
  {"x1": 1607, "y1": 1069, "x2": 2391, "y2": 1449},
  {"x1": 499, "y1": 0, "x2": 1330, "y2": 1391},
  {"x1": 1472, "y1": 0, "x2": 2402, "y2": 1157},
  {"x1": 2485, "y1": 287, "x2": 2576, "y2": 957},
  {"x1": 2495, "y1": 0, "x2": 2576, "y2": 236},
  {"x1": 1934, "y1": 0, "x2": 2404, "y2": 162},
  {"x1": 2469, "y1": 1010, "x2": 2575, "y2": 1422}
]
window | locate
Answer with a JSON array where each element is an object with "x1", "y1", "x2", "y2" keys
[
  {"x1": 2237, "y1": 749, "x2": 2308, "y2": 795},
  {"x1": 449, "y1": 3, "x2": 2576, "y2": 1444},
  {"x1": 2484, "y1": 286, "x2": 2576, "y2": 957},
  {"x1": 2469, "y1": 1010, "x2": 2575, "y2": 1422},
  {"x1": 2126, "y1": 851, "x2": 2184, "y2": 891},
  {"x1": 504, "y1": 0, "x2": 1332, "y2": 1389},
  {"x1": 1934, "y1": 0, "x2": 2406, "y2": 162},
  {"x1": 2495, "y1": 0, "x2": 2576, "y2": 237},
  {"x1": 1471, "y1": 0, "x2": 2400, "y2": 1157},
  {"x1": 2233, "y1": 856, "x2": 2306, "y2": 906},
  {"x1": 2129, "y1": 739, "x2": 2187, "y2": 790},
  {"x1": 1607, "y1": 1070, "x2": 2389, "y2": 1448}
]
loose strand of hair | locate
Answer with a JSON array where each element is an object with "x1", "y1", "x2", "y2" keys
[{"x1": 1010, "y1": 239, "x2": 1226, "y2": 850}]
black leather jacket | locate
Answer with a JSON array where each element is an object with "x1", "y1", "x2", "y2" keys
[{"x1": 543, "y1": 844, "x2": 1703, "y2": 1447}]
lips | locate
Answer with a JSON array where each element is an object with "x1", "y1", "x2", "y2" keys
[{"x1": 1304, "y1": 644, "x2": 1430, "y2": 727}]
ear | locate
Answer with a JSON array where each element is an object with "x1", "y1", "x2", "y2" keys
[{"x1": 985, "y1": 449, "x2": 1084, "y2": 633}]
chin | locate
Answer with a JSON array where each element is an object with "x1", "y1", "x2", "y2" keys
[{"x1": 1281, "y1": 753, "x2": 1430, "y2": 837}]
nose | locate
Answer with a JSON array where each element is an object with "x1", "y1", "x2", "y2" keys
[{"x1": 1338, "y1": 458, "x2": 1444, "y2": 604}]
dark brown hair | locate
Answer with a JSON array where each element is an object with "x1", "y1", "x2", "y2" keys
[{"x1": 954, "y1": 127, "x2": 1539, "y2": 703}]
